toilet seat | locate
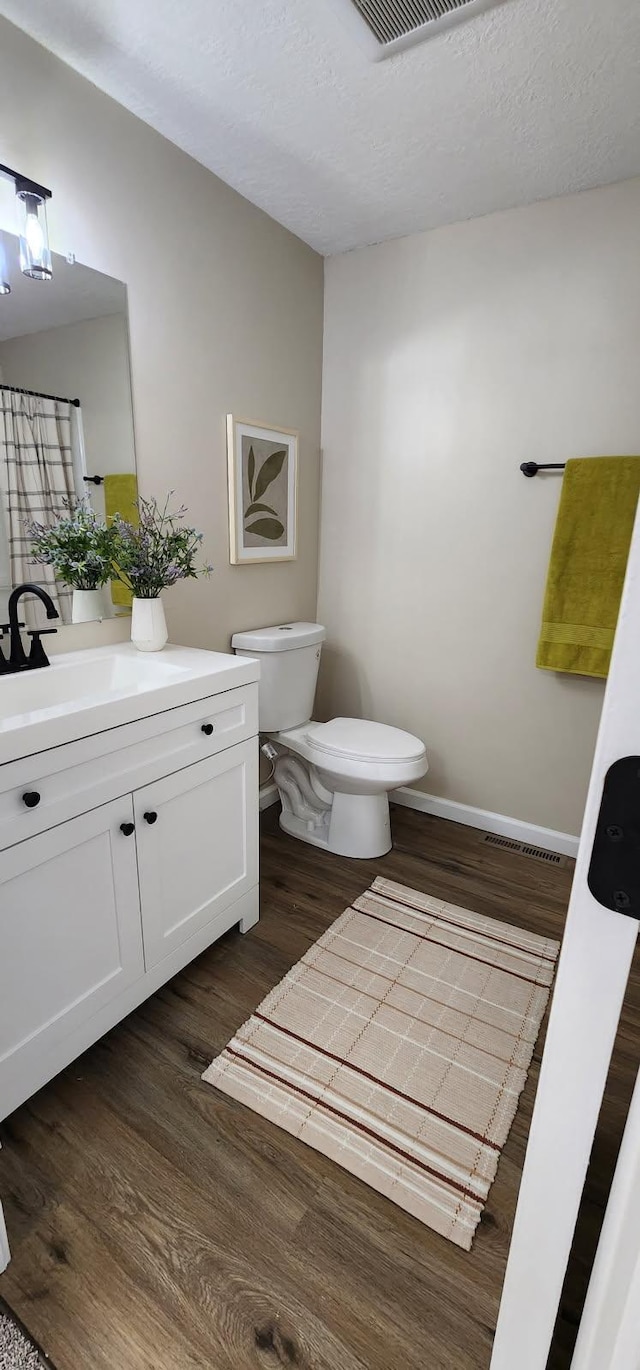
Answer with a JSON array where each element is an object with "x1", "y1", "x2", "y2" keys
[{"x1": 305, "y1": 717, "x2": 426, "y2": 766}]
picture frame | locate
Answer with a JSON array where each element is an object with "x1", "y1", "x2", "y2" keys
[{"x1": 227, "y1": 415, "x2": 298, "y2": 564}]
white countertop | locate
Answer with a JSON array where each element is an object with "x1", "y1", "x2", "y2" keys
[{"x1": 0, "y1": 642, "x2": 259, "y2": 766}]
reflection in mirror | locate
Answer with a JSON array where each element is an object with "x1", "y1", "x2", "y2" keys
[{"x1": 0, "y1": 230, "x2": 137, "y2": 628}]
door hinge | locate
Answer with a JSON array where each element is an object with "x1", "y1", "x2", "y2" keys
[{"x1": 588, "y1": 756, "x2": 640, "y2": 919}]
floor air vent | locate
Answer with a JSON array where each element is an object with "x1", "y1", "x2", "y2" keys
[
  {"x1": 328, "y1": 0, "x2": 506, "y2": 59},
  {"x1": 482, "y1": 833, "x2": 569, "y2": 868}
]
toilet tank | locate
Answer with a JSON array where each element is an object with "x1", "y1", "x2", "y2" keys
[{"x1": 231, "y1": 622, "x2": 326, "y2": 731}]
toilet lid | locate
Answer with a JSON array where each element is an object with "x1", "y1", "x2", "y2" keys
[{"x1": 306, "y1": 717, "x2": 425, "y2": 764}]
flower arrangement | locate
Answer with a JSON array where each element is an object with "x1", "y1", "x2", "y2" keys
[
  {"x1": 27, "y1": 502, "x2": 119, "y2": 590},
  {"x1": 111, "y1": 494, "x2": 212, "y2": 600}
]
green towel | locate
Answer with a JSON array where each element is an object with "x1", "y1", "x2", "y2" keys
[
  {"x1": 104, "y1": 473, "x2": 138, "y2": 610},
  {"x1": 537, "y1": 456, "x2": 640, "y2": 678}
]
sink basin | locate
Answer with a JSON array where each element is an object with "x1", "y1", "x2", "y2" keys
[
  {"x1": 0, "y1": 652, "x2": 190, "y2": 720},
  {"x1": 0, "y1": 641, "x2": 260, "y2": 763}
]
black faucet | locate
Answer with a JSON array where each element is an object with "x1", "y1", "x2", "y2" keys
[{"x1": 0, "y1": 583, "x2": 59, "y2": 674}]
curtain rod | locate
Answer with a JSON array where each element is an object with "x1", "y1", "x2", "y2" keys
[
  {"x1": 0, "y1": 383, "x2": 80, "y2": 408},
  {"x1": 520, "y1": 462, "x2": 566, "y2": 477}
]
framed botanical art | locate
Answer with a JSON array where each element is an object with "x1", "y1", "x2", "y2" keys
[{"x1": 227, "y1": 415, "x2": 298, "y2": 564}]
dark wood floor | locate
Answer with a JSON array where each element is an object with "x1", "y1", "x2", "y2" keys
[{"x1": 0, "y1": 805, "x2": 637, "y2": 1369}]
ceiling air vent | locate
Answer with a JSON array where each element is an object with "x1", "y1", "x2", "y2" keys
[{"x1": 327, "y1": 0, "x2": 506, "y2": 59}]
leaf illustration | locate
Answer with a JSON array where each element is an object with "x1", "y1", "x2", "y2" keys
[
  {"x1": 245, "y1": 501, "x2": 278, "y2": 520},
  {"x1": 246, "y1": 517, "x2": 285, "y2": 541},
  {"x1": 247, "y1": 445, "x2": 255, "y2": 500},
  {"x1": 254, "y1": 449, "x2": 286, "y2": 502}
]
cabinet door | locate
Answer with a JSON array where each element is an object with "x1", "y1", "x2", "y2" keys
[
  {"x1": 0, "y1": 799, "x2": 143, "y2": 1114},
  {"x1": 135, "y1": 740, "x2": 258, "y2": 968}
]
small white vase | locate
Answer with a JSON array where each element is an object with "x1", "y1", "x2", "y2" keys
[
  {"x1": 71, "y1": 588, "x2": 104, "y2": 624},
  {"x1": 131, "y1": 596, "x2": 168, "y2": 652}
]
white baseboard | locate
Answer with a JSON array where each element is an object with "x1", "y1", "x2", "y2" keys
[
  {"x1": 260, "y1": 777, "x2": 579, "y2": 857},
  {"x1": 259, "y1": 781, "x2": 280, "y2": 811},
  {"x1": 392, "y1": 787, "x2": 580, "y2": 858}
]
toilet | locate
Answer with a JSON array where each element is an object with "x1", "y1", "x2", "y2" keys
[{"x1": 232, "y1": 621, "x2": 428, "y2": 858}]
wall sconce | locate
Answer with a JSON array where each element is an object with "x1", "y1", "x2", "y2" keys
[{"x1": 0, "y1": 162, "x2": 53, "y2": 283}]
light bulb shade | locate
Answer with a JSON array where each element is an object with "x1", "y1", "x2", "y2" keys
[
  {"x1": 17, "y1": 189, "x2": 52, "y2": 280},
  {"x1": 0, "y1": 281, "x2": 10, "y2": 295}
]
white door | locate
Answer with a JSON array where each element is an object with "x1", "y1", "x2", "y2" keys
[
  {"x1": 490, "y1": 497, "x2": 640, "y2": 1368},
  {"x1": 0, "y1": 797, "x2": 144, "y2": 1121},
  {"x1": 0, "y1": 1201, "x2": 9, "y2": 1272},
  {"x1": 134, "y1": 740, "x2": 259, "y2": 968},
  {"x1": 569, "y1": 1063, "x2": 640, "y2": 1369}
]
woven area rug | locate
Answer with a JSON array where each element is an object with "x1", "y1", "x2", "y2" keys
[
  {"x1": 0, "y1": 1300, "x2": 51, "y2": 1369},
  {"x1": 203, "y1": 876, "x2": 560, "y2": 1249}
]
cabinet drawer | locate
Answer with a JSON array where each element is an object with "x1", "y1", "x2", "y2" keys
[{"x1": 0, "y1": 683, "x2": 258, "y2": 852}]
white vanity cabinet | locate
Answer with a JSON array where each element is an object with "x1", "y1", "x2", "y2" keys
[
  {"x1": 135, "y1": 740, "x2": 258, "y2": 968},
  {"x1": 0, "y1": 798, "x2": 144, "y2": 1103},
  {"x1": 0, "y1": 650, "x2": 260, "y2": 1121}
]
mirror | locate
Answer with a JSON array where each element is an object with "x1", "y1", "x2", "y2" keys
[{"x1": 0, "y1": 230, "x2": 137, "y2": 627}]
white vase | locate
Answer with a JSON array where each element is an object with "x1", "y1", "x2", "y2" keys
[
  {"x1": 71, "y1": 588, "x2": 104, "y2": 624},
  {"x1": 131, "y1": 596, "x2": 168, "y2": 652}
]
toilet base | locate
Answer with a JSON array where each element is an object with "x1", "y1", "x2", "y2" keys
[{"x1": 279, "y1": 790, "x2": 392, "y2": 859}]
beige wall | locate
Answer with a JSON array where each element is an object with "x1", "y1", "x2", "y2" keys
[
  {"x1": 319, "y1": 179, "x2": 640, "y2": 835},
  {"x1": 0, "y1": 17, "x2": 323, "y2": 656}
]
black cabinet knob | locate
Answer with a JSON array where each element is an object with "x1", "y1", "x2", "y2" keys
[
  {"x1": 22, "y1": 791, "x2": 41, "y2": 809},
  {"x1": 201, "y1": 723, "x2": 214, "y2": 736},
  {"x1": 143, "y1": 811, "x2": 158, "y2": 824},
  {"x1": 120, "y1": 821, "x2": 135, "y2": 836}
]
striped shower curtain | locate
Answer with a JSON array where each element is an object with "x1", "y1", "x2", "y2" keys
[{"x1": 0, "y1": 389, "x2": 75, "y2": 624}]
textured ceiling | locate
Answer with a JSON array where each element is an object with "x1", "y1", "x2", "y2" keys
[{"x1": 1, "y1": 0, "x2": 639, "y2": 255}]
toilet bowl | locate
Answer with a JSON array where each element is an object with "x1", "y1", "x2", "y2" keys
[
  {"x1": 232, "y1": 622, "x2": 428, "y2": 858},
  {"x1": 273, "y1": 716, "x2": 427, "y2": 856}
]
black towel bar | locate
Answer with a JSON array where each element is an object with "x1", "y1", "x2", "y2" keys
[{"x1": 520, "y1": 462, "x2": 566, "y2": 478}]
